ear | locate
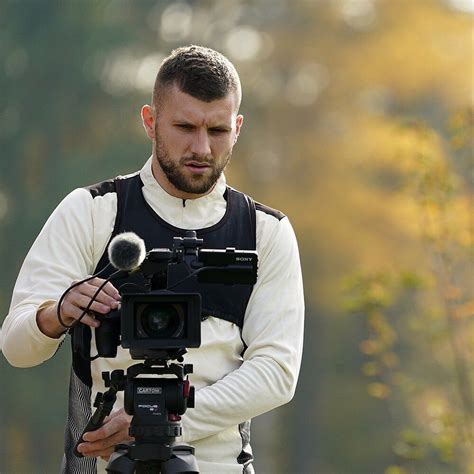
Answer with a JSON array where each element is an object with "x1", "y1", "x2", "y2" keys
[
  {"x1": 234, "y1": 114, "x2": 244, "y2": 143},
  {"x1": 141, "y1": 105, "x2": 156, "y2": 139}
]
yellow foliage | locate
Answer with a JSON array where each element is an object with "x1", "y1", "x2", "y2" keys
[
  {"x1": 453, "y1": 301, "x2": 474, "y2": 320},
  {"x1": 385, "y1": 466, "x2": 408, "y2": 474},
  {"x1": 367, "y1": 381, "x2": 391, "y2": 399}
]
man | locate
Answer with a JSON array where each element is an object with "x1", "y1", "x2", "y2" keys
[{"x1": 2, "y1": 45, "x2": 304, "y2": 473}]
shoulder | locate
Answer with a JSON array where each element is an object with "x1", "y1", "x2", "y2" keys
[
  {"x1": 84, "y1": 171, "x2": 140, "y2": 199},
  {"x1": 227, "y1": 186, "x2": 286, "y2": 222},
  {"x1": 232, "y1": 188, "x2": 295, "y2": 255},
  {"x1": 85, "y1": 178, "x2": 116, "y2": 198},
  {"x1": 52, "y1": 178, "x2": 120, "y2": 234},
  {"x1": 254, "y1": 200, "x2": 286, "y2": 222},
  {"x1": 51, "y1": 187, "x2": 94, "y2": 218},
  {"x1": 254, "y1": 199, "x2": 290, "y2": 255}
]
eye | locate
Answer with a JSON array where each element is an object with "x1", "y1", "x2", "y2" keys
[
  {"x1": 209, "y1": 128, "x2": 229, "y2": 135},
  {"x1": 176, "y1": 123, "x2": 194, "y2": 131}
]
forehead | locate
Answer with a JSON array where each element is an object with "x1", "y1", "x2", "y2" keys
[{"x1": 158, "y1": 85, "x2": 238, "y2": 125}]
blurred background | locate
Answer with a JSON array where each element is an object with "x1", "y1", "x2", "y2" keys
[{"x1": 0, "y1": 0, "x2": 472, "y2": 473}]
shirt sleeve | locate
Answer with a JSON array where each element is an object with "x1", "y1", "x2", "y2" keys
[
  {"x1": 2, "y1": 188, "x2": 97, "y2": 368},
  {"x1": 180, "y1": 215, "x2": 305, "y2": 443}
]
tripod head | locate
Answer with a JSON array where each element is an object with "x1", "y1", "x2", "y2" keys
[{"x1": 122, "y1": 356, "x2": 195, "y2": 436}]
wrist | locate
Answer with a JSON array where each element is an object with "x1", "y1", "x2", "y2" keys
[{"x1": 36, "y1": 302, "x2": 69, "y2": 339}]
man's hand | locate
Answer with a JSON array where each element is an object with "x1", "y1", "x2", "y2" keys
[
  {"x1": 36, "y1": 277, "x2": 121, "y2": 338},
  {"x1": 76, "y1": 408, "x2": 133, "y2": 461},
  {"x1": 59, "y1": 277, "x2": 121, "y2": 328}
]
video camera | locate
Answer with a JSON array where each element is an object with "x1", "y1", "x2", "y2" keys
[{"x1": 73, "y1": 230, "x2": 258, "y2": 360}]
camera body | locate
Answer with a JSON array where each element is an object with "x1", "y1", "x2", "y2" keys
[{"x1": 86, "y1": 231, "x2": 258, "y2": 361}]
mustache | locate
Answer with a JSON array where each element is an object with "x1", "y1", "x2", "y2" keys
[{"x1": 180, "y1": 156, "x2": 213, "y2": 166}]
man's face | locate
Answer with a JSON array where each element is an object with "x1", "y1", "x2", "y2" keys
[{"x1": 144, "y1": 85, "x2": 243, "y2": 200}]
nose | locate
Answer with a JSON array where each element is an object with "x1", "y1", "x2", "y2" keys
[{"x1": 189, "y1": 129, "x2": 211, "y2": 158}]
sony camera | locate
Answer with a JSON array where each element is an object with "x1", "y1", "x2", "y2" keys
[{"x1": 74, "y1": 231, "x2": 258, "y2": 361}]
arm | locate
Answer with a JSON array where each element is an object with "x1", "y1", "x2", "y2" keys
[
  {"x1": 2, "y1": 188, "x2": 112, "y2": 367},
  {"x1": 181, "y1": 216, "x2": 304, "y2": 443}
]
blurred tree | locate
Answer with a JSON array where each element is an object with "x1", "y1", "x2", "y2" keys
[{"x1": 345, "y1": 116, "x2": 473, "y2": 473}]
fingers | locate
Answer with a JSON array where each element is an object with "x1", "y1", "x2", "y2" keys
[
  {"x1": 78, "y1": 431, "x2": 127, "y2": 457},
  {"x1": 60, "y1": 278, "x2": 121, "y2": 327},
  {"x1": 80, "y1": 446, "x2": 114, "y2": 460},
  {"x1": 77, "y1": 279, "x2": 121, "y2": 309},
  {"x1": 60, "y1": 301, "x2": 99, "y2": 328},
  {"x1": 84, "y1": 278, "x2": 121, "y2": 304},
  {"x1": 77, "y1": 409, "x2": 133, "y2": 459},
  {"x1": 83, "y1": 409, "x2": 132, "y2": 442},
  {"x1": 73, "y1": 292, "x2": 118, "y2": 315}
]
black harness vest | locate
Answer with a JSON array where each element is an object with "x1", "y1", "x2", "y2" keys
[{"x1": 92, "y1": 172, "x2": 257, "y2": 325}]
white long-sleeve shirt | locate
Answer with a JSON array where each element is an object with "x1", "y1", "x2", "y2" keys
[{"x1": 2, "y1": 157, "x2": 304, "y2": 473}]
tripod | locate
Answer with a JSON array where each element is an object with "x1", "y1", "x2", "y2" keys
[{"x1": 74, "y1": 353, "x2": 199, "y2": 473}]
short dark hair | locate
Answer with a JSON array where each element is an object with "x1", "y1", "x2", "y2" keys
[{"x1": 152, "y1": 45, "x2": 241, "y2": 111}]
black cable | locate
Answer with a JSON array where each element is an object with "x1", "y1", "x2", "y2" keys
[
  {"x1": 82, "y1": 273, "x2": 127, "y2": 362},
  {"x1": 75, "y1": 273, "x2": 120, "y2": 325},
  {"x1": 56, "y1": 264, "x2": 117, "y2": 329}
]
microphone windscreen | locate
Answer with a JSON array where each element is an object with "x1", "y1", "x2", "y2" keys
[{"x1": 108, "y1": 232, "x2": 146, "y2": 272}]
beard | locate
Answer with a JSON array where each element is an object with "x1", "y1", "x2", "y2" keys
[{"x1": 154, "y1": 132, "x2": 232, "y2": 196}]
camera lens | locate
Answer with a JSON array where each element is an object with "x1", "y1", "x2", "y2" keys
[{"x1": 137, "y1": 303, "x2": 184, "y2": 339}]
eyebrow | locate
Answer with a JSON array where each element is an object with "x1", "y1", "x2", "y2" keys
[
  {"x1": 209, "y1": 125, "x2": 232, "y2": 131},
  {"x1": 173, "y1": 120, "x2": 232, "y2": 131}
]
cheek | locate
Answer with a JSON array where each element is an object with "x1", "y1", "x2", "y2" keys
[
  {"x1": 212, "y1": 136, "x2": 234, "y2": 155},
  {"x1": 160, "y1": 129, "x2": 187, "y2": 154}
]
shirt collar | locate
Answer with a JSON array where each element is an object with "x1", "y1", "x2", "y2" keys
[{"x1": 138, "y1": 157, "x2": 228, "y2": 230}]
